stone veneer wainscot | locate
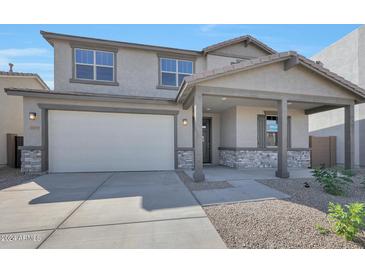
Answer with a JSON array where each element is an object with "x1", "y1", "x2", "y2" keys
[
  {"x1": 219, "y1": 148, "x2": 310, "y2": 168},
  {"x1": 21, "y1": 149, "x2": 42, "y2": 173},
  {"x1": 177, "y1": 149, "x2": 194, "y2": 169}
]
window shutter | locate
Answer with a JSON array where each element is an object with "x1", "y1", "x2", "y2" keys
[
  {"x1": 287, "y1": 116, "x2": 292, "y2": 148},
  {"x1": 257, "y1": 115, "x2": 266, "y2": 148}
]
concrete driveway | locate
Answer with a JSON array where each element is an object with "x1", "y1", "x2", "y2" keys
[{"x1": 0, "y1": 171, "x2": 225, "y2": 249}]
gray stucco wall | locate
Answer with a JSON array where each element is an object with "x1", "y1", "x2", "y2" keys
[
  {"x1": 53, "y1": 39, "x2": 270, "y2": 98},
  {"x1": 22, "y1": 97, "x2": 192, "y2": 148},
  {"x1": 53, "y1": 40, "x2": 206, "y2": 99},
  {"x1": 220, "y1": 107, "x2": 237, "y2": 147},
  {"x1": 0, "y1": 76, "x2": 46, "y2": 166},
  {"x1": 200, "y1": 62, "x2": 357, "y2": 100},
  {"x1": 221, "y1": 105, "x2": 309, "y2": 149},
  {"x1": 210, "y1": 43, "x2": 270, "y2": 59},
  {"x1": 310, "y1": 26, "x2": 365, "y2": 166}
]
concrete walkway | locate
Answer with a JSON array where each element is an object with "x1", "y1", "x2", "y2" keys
[
  {"x1": 185, "y1": 166, "x2": 313, "y2": 181},
  {"x1": 185, "y1": 167, "x2": 304, "y2": 206},
  {"x1": 0, "y1": 171, "x2": 225, "y2": 249}
]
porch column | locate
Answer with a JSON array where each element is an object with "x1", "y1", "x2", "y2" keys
[
  {"x1": 344, "y1": 104, "x2": 355, "y2": 170},
  {"x1": 276, "y1": 98, "x2": 290, "y2": 178},
  {"x1": 193, "y1": 91, "x2": 205, "y2": 182}
]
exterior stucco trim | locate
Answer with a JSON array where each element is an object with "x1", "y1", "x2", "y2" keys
[
  {"x1": 177, "y1": 147, "x2": 194, "y2": 151},
  {"x1": 69, "y1": 79, "x2": 120, "y2": 86},
  {"x1": 70, "y1": 45, "x2": 119, "y2": 86},
  {"x1": 157, "y1": 54, "x2": 196, "y2": 90},
  {"x1": 199, "y1": 86, "x2": 356, "y2": 106},
  {"x1": 37, "y1": 103, "x2": 179, "y2": 115},
  {"x1": 5, "y1": 88, "x2": 177, "y2": 105}
]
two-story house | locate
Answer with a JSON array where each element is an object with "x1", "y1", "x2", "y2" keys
[
  {"x1": 5, "y1": 31, "x2": 365, "y2": 182},
  {"x1": 310, "y1": 25, "x2": 365, "y2": 168}
]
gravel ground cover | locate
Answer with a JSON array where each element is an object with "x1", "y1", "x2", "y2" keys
[
  {"x1": 0, "y1": 167, "x2": 36, "y2": 190},
  {"x1": 203, "y1": 172, "x2": 365, "y2": 249}
]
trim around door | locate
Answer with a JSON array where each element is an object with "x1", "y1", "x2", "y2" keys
[{"x1": 37, "y1": 103, "x2": 179, "y2": 172}]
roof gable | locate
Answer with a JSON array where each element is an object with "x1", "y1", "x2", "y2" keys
[
  {"x1": 203, "y1": 35, "x2": 277, "y2": 56},
  {"x1": 177, "y1": 52, "x2": 365, "y2": 102}
]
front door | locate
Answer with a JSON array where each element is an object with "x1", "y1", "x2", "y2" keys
[{"x1": 203, "y1": 117, "x2": 212, "y2": 163}]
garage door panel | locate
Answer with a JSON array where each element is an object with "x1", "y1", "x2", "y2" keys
[{"x1": 48, "y1": 110, "x2": 175, "y2": 172}]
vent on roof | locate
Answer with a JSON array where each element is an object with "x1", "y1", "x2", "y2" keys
[
  {"x1": 315, "y1": 61, "x2": 323, "y2": 66},
  {"x1": 9, "y1": 63, "x2": 14, "y2": 73}
]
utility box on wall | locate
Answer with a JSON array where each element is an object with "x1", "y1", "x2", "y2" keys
[
  {"x1": 309, "y1": 136, "x2": 336, "y2": 168},
  {"x1": 6, "y1": 134, "x2": 23, "y2": 168}
]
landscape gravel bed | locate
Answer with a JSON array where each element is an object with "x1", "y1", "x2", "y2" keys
[{"x1": 203, "y1": 173, "x2": 365, "y2": 249}]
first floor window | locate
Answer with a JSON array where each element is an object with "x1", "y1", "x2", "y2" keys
[
  {"x1": 75, "y1": 48, "x2": 115, "y2": 82},
  {"x1": 160, "y1": 58, "x2": 193, "y2": 87},
  {"x1": 266, "y1": 116, "x2": 278, "y2": 147}
]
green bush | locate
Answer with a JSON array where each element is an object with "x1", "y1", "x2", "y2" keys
[
  {"x1": 312, "y1": 168, "x2": 352, "y2": 195},
  {"x1": 328, "y1": 202, "x2": 365, "y2": 241}
]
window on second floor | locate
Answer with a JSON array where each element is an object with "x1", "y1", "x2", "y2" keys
[
  {"x1": 75, "y1": 48, "x2": 115, "y2": 82},
  {"x1": 160, "y1": 58, "x2": 193, "y2": 87}
]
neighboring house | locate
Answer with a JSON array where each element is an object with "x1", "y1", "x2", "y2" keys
[
  {"x1": 310, "y1": 25, "x2": 365, "y2": 167},
  {"x1": 0, "y1": 68, "x2": 49, "y2": 167},
  {"x1": 5, "y1": 31, "x2": 365, "y2": 181}
]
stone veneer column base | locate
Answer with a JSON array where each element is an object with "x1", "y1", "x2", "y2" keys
[
  {"x1": 219, "y1": 149, "x2": 310, "y2": 169},
  {"x1": 21, "y1": 149, "x2": 42, "y2": 174},
  {"x1": 177, "y1": 149, "x2": 194, "y2": 169}
]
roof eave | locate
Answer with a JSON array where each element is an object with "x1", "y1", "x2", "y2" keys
[
  {"x1": 5, "y1": 88, "x2": 177, "y2": 105},
  {"x1": 176, "y1": 52, "x2": 365, "y2": 104},
  {"x1": 40, "y1": 31, "x2": 202, "y2": 56}
]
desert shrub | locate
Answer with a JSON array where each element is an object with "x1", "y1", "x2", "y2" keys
[
  {"x1": 327, "y1": 202, "x2": 365, "y2": 241},
  {"x1": 312, "y1": 167, "x2": 352, "y2": 195}
]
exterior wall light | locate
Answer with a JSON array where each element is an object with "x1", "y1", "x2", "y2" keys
[
  {"x1": 29, "y1": 112, "x2": 37, "y2": 120},
  {"x1": 182, "y1": 118, "x2": 188, "y2": 126}
]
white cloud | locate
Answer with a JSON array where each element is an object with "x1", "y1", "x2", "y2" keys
[
  {"x1": 199, "y1": 24, "x2": 218, "y2": 33},
  {"x1": 0, "y1": 47, "x2": 49, "y2": 58},
  {"x1": 13, "y1": 62, "x2": 53, "y2": 69}
]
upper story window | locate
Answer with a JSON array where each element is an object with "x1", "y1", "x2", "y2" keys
[
  {"x1": 75, "y1": 48, "x2": 115, "y2": 82},
  {"x1": 160, "y1": 58, "x2": 193, "y2": 87}
]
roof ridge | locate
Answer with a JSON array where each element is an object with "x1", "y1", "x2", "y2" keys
[{"x1": 202, "y1": 34, "x2": 277, "y2": 55}]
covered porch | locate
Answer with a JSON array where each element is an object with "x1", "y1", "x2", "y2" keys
[{"x1": 177, "y1": 52, "x2": 364, "y2": 182}]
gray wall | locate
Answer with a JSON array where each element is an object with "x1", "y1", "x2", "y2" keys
[
  {"x1": 53, "y1": 39, "x2": 271, "y2": 98},
  {"x1": 310, "y1": 25, "x2": 365, "y2": 166},
  {"x1": 0, "y1": 76, "x2": 46, "y2": 166},
  {"x1": 54, "y1": 40, "x2": 205, "y2": 99},
  {"x1": 221, "y1": 105, "x2": 309, "y2": 149},
  {"x1": 22, "y1": 97, "x2": 193, "y2": 149}
]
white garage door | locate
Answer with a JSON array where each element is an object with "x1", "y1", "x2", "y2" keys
[{"x1": 48, "y1": 110, "x2": 175, "y2": 173}]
